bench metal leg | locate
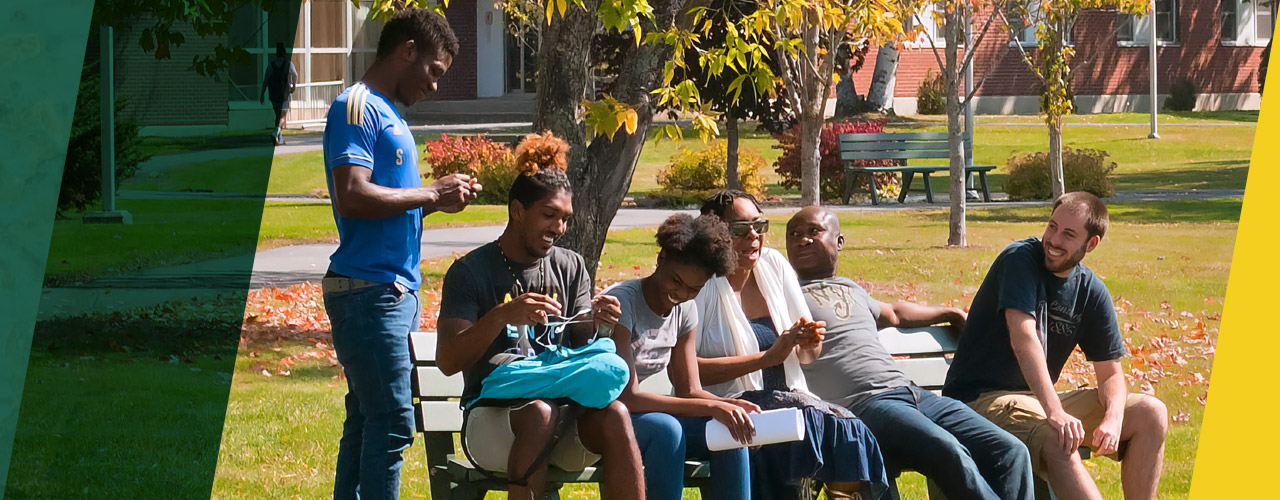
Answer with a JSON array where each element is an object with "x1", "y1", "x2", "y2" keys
[
  {"x1": 867, "y1": 171, "x2": 879, "y2": 206},
  {"x1": 843, "y1": 169, "x2": 854, "y2": 205},
  {"x1": 899, "y1": 171, "x2": 914, "y2": 203},
  {"x1": 979, "y1": 171, "x2": 992, "y2": 202},
  {"x1": 922, "y1": 172, "x2": 935, "y2": 203}
]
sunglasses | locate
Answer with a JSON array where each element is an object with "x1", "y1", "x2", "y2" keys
[{"x1": 728, "y1": 218, "x2": 769, "y2": 238}]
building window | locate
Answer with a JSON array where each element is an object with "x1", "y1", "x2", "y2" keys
[
  {"x1": 1221, "y1": 0, "x2": 1274, "y2": 45},
  {"x1": 1118, "y1": 0, "x2": 1178, "y2": 45},
  {"x1": 1257, "y1": 0, "x2": 1275, "y2": 40},
  {"x1": 1222, "y1": 0, "x2": 1238, "y2": 38},
  {"x1": 1004, "y1": 0, "x2": 1074, "y2": 46},
  {"x1": 908, "y1": 2, "x2": 950, "y2": 48}
]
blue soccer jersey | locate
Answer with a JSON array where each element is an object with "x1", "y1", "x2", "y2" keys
[{"x1": 322, "y1": 82, "x2": 424, "y2": 290}]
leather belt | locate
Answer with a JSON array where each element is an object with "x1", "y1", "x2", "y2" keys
[{"x1": 322, "y1": 273, "x2": 392, "y2": 293}]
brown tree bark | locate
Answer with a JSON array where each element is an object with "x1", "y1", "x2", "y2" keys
[
  {"x1": 1049, "y1": 116, "x2": 1065, "y2": 200},
  {"x1": 726, "y1": 108, "x2": 741, "y2": 190},
  {"x1": 536, "y1": 0, "x2": 687, "y2": 277},
  {"x1": 798, "y1": 16, "x2": 823, "y2": 207},
  {"x1": 945, "y1": 4, "x2": 967, "y2": 247}
]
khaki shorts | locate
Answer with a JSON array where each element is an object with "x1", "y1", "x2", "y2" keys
[
  {"x1": 967, "y1": 389, "x2": 1147, "y2": 477},
  {"x1": 462, "y1": 402, "x2": 600, "y2": 473}
]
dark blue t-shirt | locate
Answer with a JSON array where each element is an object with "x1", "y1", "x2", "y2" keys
[
  {"x1": 323, "y1": 82, "x2": 424, "y2": 290},
  {"x1": 942, "y1": 238, "x2": 1125, "y2": 403}
]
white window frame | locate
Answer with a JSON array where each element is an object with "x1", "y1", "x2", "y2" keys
[
  {"x1": 1222, "y1": 0, "x2": 1274, "y2": 47},
  {"x1": 1117, "y1": 0, "x2": 1180, "y2": 47},
  {"x1": 1003, "y1": 0, "x2": 1074, "y2": 48},
  {"x1": 905, "y1": 2, "x2": 958, "y2": 49}
]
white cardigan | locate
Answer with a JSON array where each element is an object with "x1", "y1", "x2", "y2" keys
[{"x1": 693, "y1": 247, "x2": 813, "y2": 397}]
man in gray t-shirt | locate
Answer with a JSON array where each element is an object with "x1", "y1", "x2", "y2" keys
[
  {"x1": 798, "y1": 276, "x2": 911, "y2": 410},
  {"x1": 786, "y1": 207, "x2": 1035, "y2": 500}
]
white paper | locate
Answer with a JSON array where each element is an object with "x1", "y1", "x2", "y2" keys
[{"x1": 705, "y1": 407, "x2": 805, "y2": 452}]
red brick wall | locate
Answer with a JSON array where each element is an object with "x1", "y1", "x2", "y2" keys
[
  {"x1": 848, "y1": 0, "x2": 1265, "y2": 100},
  {"x1": 430, "y1": 0, "x2": 478, "y2": 100},
  {"x1": 105, "y1": 21, "x2": 229, "y2": 126}
]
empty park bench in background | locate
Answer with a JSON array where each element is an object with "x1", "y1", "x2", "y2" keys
[{"x1": 838, "y1": 132, "x2": 996, "y2": 205}]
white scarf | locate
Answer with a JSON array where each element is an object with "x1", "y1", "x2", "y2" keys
[{"x1": 693, "y1": 247, "x2": 813, "y2": 397}]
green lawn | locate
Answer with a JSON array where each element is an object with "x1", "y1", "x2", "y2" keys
[
  {"x1": 257, "y1": 202, "x2": 510, "y2": 249},
  {"x1": 206, "y1": 198, "x2": 1235, "y2": 500},
  {"x1": 44, "y1": 199, "x2": 264, "y2": 285}
]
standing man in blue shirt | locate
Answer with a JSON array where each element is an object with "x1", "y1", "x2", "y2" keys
[{"x1": 321, "y1": 9, "x2": 478, "y2": 500}]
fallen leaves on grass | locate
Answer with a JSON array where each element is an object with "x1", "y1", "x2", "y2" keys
[{"x1": 241, "y1": 282, "x2": 444, "y2": 377}]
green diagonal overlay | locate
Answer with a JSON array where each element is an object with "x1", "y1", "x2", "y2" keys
[
  {"x1": 0, "y1": 1, "x2": 96, "y2": 497},
  {"x1": 3, "y1": 1, "x2": 301, "y2": 498}
]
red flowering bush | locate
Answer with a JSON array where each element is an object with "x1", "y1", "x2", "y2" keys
[
  {"x1": 422, "y1": 134, "x2": 516, "y2": 204},
  {"x1": 773, "y1": 120, "x2": 901, "y2": 203}
]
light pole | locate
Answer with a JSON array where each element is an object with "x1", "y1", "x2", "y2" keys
[
  {"x1": 84, "y1": 25, "x2": 132, "y2": 224},
  {"x1": 1148, "y1": 0, "x2": 1160, "y2": 139}
]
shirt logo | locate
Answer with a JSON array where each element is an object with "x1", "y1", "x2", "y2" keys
[
  {"x1": 396, "y1": 149, "x2": 404, "y2": 165},
  {"x1": 393, "y1": 124, "x2": 402, "y2": 135}
]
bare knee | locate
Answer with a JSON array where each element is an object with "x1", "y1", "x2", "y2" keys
[
  {"x1": 581, "y1": 402, "x2": 636, "y2": 453},
  {"x1": 511, "y1": 400, "x2": 558, "y2": 439},
  {"x1": 1128, "y1": 395, "x2": 1169, "y2": 439}
]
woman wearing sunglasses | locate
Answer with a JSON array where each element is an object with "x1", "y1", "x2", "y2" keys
[
  {"x1": 693, "y1": 190, "x2": 887, "y2": 500},
  {"x1": 604, "y1": 213, "x2": 754, "y2": 500}
]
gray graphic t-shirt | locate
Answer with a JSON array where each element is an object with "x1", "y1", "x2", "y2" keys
[
  {"x1": 800, "y1": 277, "x2": 912, "y2": 409},
  {"x1": 605, "y1": 279, "x2": 697, "y2": 383}
]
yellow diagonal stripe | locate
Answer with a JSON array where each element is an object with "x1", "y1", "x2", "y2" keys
[{"x1": 1189, "y1": 48, "x2": 1280, "y2": 497}]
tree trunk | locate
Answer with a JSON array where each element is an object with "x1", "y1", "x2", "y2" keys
[
  {"x1": 538, "y1": 0, "x2": 685, "y2": 277},
  {"x1": 945, "y1": 4, "x2": 966, "y2": 247},
  {"x1": 726, "y1": 108, "x2": 741, "y2": 190},
  {"x1": 798, "y1": 14, "x2": 824, "y2": 207},
  {"x1": 1049, "y1": 116, "x2": 1065, "y2": 200},
  {"x1": 866, "y1": 44, "x2": 899, "y2": 112}
]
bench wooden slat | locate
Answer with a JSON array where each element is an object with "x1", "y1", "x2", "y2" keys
[
  {"x1": 841, "y1": 151, "x2": 951, "y2": 161},
  {"x1": 410, "y1": 331, "x2": 438, "y2": 364},
  {"x1": 895, "y1": 357, "x2": 953, "y2": 389},
  {"x1": 838, "y1": 132, "x2": 950, "y2": 141},
  {"x1": 880, "y1": 326, "x2": 960, "y2": 356},
  {"x1": 839, "y1": 142, "x2": 955, "y2": 153},
  {"x1": 417, "y1": 401, "x2": 464, "y2": 432},
  {"x1": 638, "y1": 370, "x2": 675, "y2": 395},
  {"x1": 416, "y1": 366, "x2": 465, "y2": 398}
]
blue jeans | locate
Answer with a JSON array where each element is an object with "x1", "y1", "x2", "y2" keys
[
  {"x1": 325, "y1": 282, "x2": 421, "y2": 500},
  {"x1": 852, "y1": 386, "x2": 1034, "y2": 500},
  {"x1": 631, "y1": 412, "x2": 751, "y2": 500}
]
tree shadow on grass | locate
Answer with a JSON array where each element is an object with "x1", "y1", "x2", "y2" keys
[
  {"x1": 1115, "y1": 164, "x2": 1249, "y2": 191},
  {"x1": 1163, "y1": 110, "x2": 1259, "y2": 123},
  {"x1": 917, "y1": 199, "x2": 1242, "y2": 225}
]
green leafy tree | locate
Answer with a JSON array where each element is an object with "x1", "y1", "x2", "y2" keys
[{"x1": 1000, "y1": 0, "x2": 1147, "y2": 199}]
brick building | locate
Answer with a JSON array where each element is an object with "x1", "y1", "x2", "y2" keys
[{"x1": 852, "y1": 0, "x2": 1274, "y2": 114}]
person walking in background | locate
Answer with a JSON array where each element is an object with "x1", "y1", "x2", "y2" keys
[{"x1": 262, "y1": 41, "x2": 297, "y2": 145}]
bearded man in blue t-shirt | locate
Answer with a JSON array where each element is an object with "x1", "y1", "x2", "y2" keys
[
  {"x1": 943, "y1": 192, "x2": 1168, "y2": 500},
  {"x1": 320, "y1": 9, "x2": 480, "y2": 500}
]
